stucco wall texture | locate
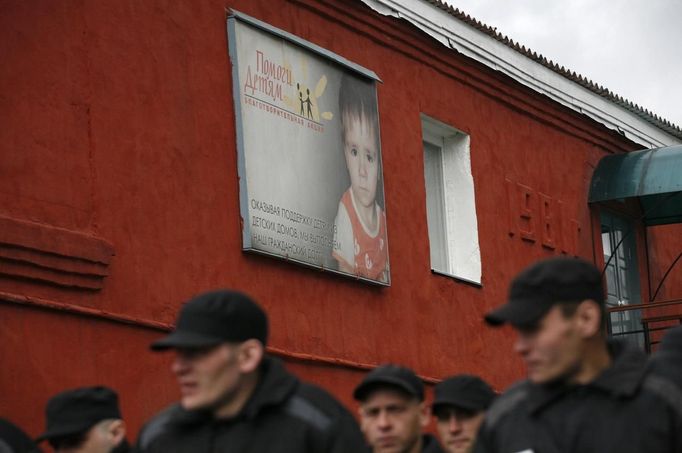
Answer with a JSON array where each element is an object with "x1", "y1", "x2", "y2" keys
[{"x1": 2, "y1": 0, "x2": 680, "y2": 441}]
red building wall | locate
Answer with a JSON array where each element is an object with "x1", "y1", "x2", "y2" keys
[{"x1": 2, "y1": 0, "x2": 679, "y2": 442}]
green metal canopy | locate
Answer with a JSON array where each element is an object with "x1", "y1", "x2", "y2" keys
[{"x1": 589, "y1": 144, "x2": 682, "y2": 226}]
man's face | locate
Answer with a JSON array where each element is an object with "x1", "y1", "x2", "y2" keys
[
  {"x1": 172, "y1": 343, "x2": 242, "y2": 413},
  {"x1": 343, "y1": 113, "x2": 380, "y2": 209},
  {"x1": 435, "y1": 407, "x2": 485, "y2": 453},
  {"x1": 514, "y1": 305, "x2": 583, "y2": 384},
  {"x1": 359, "y1": 388, "x2": 427, "y2": 453}
]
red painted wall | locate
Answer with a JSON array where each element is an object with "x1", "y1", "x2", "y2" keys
[{"x1": 2, "y1": 0, "x2": 680, "y2": 444}]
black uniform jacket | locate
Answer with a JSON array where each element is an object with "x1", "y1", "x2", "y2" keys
[
  {"x1": 649, "y1": 325, "x2": 682, "y2": 389},
  {"x1": 136, "y1": 357, "x2": 366, "y2": 453},
  {"x1": 473, "y1": 341, "x2": 682, "y2": 453},
  {"x1": 422, "y1": 433, "x2": 446, "y2": 453}
]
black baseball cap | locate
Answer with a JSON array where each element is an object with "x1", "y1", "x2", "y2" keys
[
  {"x1": 432, "y1": 375, "x2": 495, "y2": 413},
  {"x1": 353, "y1": 364, "x2": 424, "y2": 402},
  {"x1": 485, "y1": 256, "x2": 604, "y2": 327},
  {"x1": 37, "y1": 386, "x2": 121, "y2": 442},
  {"x1": 151, "y1": 289, "x2": 268, "y2": 350}
]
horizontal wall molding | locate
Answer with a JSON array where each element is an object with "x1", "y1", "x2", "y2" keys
[
  {"x1": 0, "y1": 215, "x2": 114, "y2": 290},
  {"x1": 0, "y1": 290, "x2": 170, "y2": 331},
  {"x1": 0, "y1": 290, "x2": 440, "y2": 384}
]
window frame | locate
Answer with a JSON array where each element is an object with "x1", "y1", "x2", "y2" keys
[{"x1": 421, "y1": 114, "x2": 482, "y2": 286}]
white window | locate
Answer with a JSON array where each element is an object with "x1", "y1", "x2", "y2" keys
[{"x1": 421, "y1": 114, "x2": 481, "y2": 284}]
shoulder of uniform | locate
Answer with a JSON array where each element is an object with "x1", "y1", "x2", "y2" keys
[
  {"x1": 137, "y1": 403, "x2": 182, "y2": 452},
  {"x1": 641, "y1": 373, "x2": 682, "y2": 419},
  {"x1": 484, "y1": 380, "x2": 530, "y2": 429},
  {"x1": 281, "y1": 382, "x2": 349, "y2": 433},
  {"x1": 0, "y1": 439, "x2": 13, "y2": 453}
]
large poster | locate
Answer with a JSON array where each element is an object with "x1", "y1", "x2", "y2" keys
[{"x1": 228, "y1": 12, "x2": 390, "y2": 285}]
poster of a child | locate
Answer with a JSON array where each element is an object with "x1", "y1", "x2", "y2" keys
[{"x1": 332, "y1": 74, "x2": 389, "y2": 283}]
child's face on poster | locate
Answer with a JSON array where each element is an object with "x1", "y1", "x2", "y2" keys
[{"x1": 343, "y1": 114, "x2": 379, "y2": 209}]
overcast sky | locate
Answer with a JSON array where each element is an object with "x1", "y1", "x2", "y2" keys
[{"x1": 443, "y1": 0, "x2": 682, "y2": 129}]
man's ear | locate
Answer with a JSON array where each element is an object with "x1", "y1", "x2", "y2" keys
[
  {"x1": 419, "y1": 401, "x2": 431, "y2": 428},
  {"x1": 107, "y1": 419, "x2": 126, "y2": 446},
  {"x1": 357, "y1": 405, "x2": 370, "y2": 433},
  {"x1": 238, "y1": 339, "x2": 265, "y2": 373},
  {"x1": 576, "y1": 300, "x2": 602, "y2": 338}
]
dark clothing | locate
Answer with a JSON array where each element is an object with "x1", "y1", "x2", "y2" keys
[
  {"x1": 0, "y1": 418, "x2": 41, "y2": 453},
  {"x1": 649, "y1": 325, "x2": 682, "y2": 389},
  {"x1": 360, "y1": 433, "x2": 444, "y2": 453},
  {"x1": 422, "y1": 433, "x2": 445, "y2": 453},
  {"x1": 474, "y1": 341, "x2": 682, "y2": 453},
  {"x1": 137, "y1": 357, "x2": 366, "y2": 453}
]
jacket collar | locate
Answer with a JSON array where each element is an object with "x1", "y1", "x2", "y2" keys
[
  {"x1": 526, "y1": 339, "x2": 647, "y2": 414},
  {"x1": 590, "y1": 340, "x2": 647, "y2": 396},
  {"x1": 240, "y1": 356, "x2": 298, "y2": 420},
  {"x1": 421, "y1": 433, "x2": 445, "y2": 453}
]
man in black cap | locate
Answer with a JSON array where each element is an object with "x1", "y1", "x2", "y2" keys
[
  {"x1": 474, "y1": 256, "x2": 682, "y2": 453},
  {"x1": 354, "y1": 364, "x2": 444, "y2": 453},
  {"x1": 37, "y1": 386, "x2": 130, "y2": 453},
  {"x1": 431, "y1": 375, "x2": 495, "y2": 453},
  {"x1": 136, "y1": 289, "x2": 365, "y2": 453}
]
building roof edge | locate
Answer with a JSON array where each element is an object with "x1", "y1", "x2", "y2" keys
[{"x1": 359, "y1": 0, "x2": 682, "y2": 147}]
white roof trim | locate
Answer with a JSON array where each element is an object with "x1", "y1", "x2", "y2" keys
[{"x1": 360, "y1": 0, "x2": 681, "y2": 148}]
